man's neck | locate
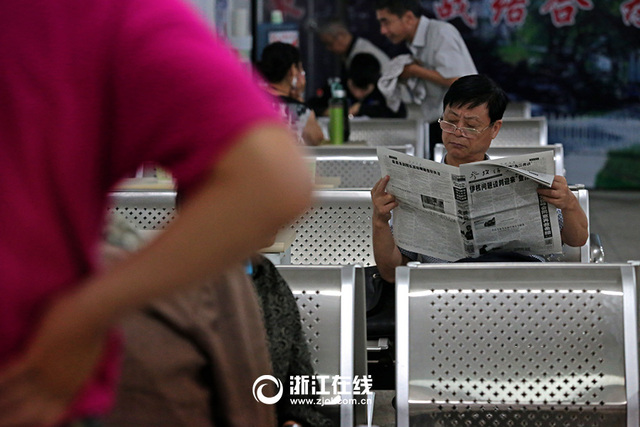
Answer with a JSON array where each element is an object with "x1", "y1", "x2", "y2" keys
[
  {"x1": 343, "y1": 34, "x2": 356, "y2": 59},
  {"x1": 444, "y1": 153, "x2": 489, "y2": 167},
  {"x1": 406, "y1": 14, "x2": 421, "y2": 44}
]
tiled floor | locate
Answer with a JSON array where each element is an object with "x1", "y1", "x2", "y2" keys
[
  {"x1": 589, "y1": 190, "x2": 640, "y2": 263},
  {"x1": 368, "y1": 190, "x2": 640, "y2": 426}
]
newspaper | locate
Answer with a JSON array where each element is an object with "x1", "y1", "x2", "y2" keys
[{"x1": 377, "y1": 147, "x2": 562, "y2": 261}]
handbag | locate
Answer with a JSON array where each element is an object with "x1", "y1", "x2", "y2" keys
[
  {"x1": 364, "y1": 265, "x2": 396, "y2": 339},
  {"x1": 364, "y1": 265, "x2": 389, "y2": 314}
]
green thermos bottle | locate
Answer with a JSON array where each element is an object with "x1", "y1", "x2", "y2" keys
[{"x1": 329, "y1": 87, "x2": 346, "y2": 145}]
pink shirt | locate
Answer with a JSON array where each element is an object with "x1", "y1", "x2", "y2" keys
[{"x1": 0, "y1": 0, "x2": 280, "y2": 421}]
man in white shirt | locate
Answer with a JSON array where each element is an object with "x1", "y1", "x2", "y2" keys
[{"x1": 374, "y1": 0, "x2": 477, "y2": 159}]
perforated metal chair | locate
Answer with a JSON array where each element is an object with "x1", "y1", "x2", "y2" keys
[
  {"x1": 559, "y1": 186, "x2": 593, "y2": 263},
  {"x1": 405, "y1": 101, "x2": 534, "y2": 121},
  {"x1": 277, "y1": 264, "x2": 368, "y2": 427},
  {"x1": 287, "y1": 190, "x2": 394, "y2": 365},
  {"x1": 405, "y1": 104, "x2": 424, "y2": 120},
  {"x1": 107, "y1": 192, "x2": 370, "y2": 424},
  {"x1": 396, "y1": 263, "x2": 640, "y2": 427},
  {"x1": 350, "y1": 118, "x2": 427, "y2": 159},
  {"x1": 493, "y1": 117, "x2": 548, "y2": 146},
  {"x1": 106, "y1": 190, "x2": 176, "y2": 238},
  {"x1": 503, "y1": 101, "x2": 532, "y2": 118},
  {"x1": 289, "y1": 190, "x2": 374, "y2": 266},
  {"x1": 308, "y1": 144, "x2": 414, "y2": 189},
  {"x1": 319, "y1": 118, "x2": 427, "y2": 158},
  {"x1": 107, "y1": 189, "x2": 375, "y2": 266}
]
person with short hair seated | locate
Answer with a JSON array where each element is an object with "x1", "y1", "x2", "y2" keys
[
  {"x1": 347, "y1": 53, "x2": 407, "y2": 119},
  {"x1": 371, "y1": 74, "x2": 589, "y2": 283},
  {"x1": 256, "y1": 42, "x2": 326, "y2": 146}
]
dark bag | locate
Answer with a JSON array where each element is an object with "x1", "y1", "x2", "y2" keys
[
  {"x1": 364, "y1": 265, "x2": 390, "y2": 314},
  {"x1": 364, "y1": 265, "x2": 396, "y2": 339}
]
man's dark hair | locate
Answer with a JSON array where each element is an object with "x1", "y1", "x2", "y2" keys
[
  {"x1": 373, "y1": 0, "x2": 422, "y2": 17},
  {"x1": 443, "y1": 74, "x2": 509, "y2": 123},
  {"x1": 256, "y1": 42, "x2": 300, "y2": 83},
  {"x1": 347, "y1": 53, "x2": 381, "y2": 89}
]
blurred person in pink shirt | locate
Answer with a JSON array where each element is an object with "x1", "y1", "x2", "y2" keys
[{"x1": 0, "y1": 0, "x2": 312, "y2": 426}]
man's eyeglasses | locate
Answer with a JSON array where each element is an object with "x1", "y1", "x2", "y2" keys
[{"x1": 438, "y1": 118, "x2": 492, "y2": 139}]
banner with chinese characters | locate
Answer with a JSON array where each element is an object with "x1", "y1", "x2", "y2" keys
[
  {"x1": 425, "y1": 0, "x2": 640, "y2": 188},
  {"x1": 431, "y1": 0, "x2": 640, "y2": 29},
  {"x1": 346, "y1": 0, "x2": 640, "y2": 187}
]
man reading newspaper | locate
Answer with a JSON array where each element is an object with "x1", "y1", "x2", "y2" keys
[{"x1": 371, "y1": 74, "x2": 588, "y2": 283}]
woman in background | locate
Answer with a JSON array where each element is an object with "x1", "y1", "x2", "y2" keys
[{"x1": 257, "y1": 42, "x2": 325, "y2": 146}]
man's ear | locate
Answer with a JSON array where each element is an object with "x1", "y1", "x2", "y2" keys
[
  {"x1": 365, "y1": 83, "x2": 376, "y2": 96},
  {"x1": 287, "y1": 64, "x2": 297, "y2": 78},
  {"x1": 286, "y1": 64, "x2": 297, "y2": 86},
  {"x1": 402, "y1": 10, "x2": 417, "y2": 24},
  {"x1": 491, "y1": 120, "x2": 503, "y2": 139}
]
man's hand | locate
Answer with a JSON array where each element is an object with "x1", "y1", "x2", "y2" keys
[
  {"x1": 348, "y1": 102, "x2": 361, "y2": 117},
  {"x1": 399, "y1": 61, "x2": 459, "y2": 88},
  {"x1": 399, "y1": 62, "x2": 420, "y2": 80},
  {"x1": 0, "y1": 291, "x2": 108, "y2": 427},
  {"x1": 371, "y1": 176, "x2": 398, "y2": 227},
  {"x1": 371, "y1": 176, "x2": 405, "y2": 282},
  {"x1": 537, "y1": 175, "x2": 588, "y2": 247},
  {"x1": 537, "y1": 175, "x2": 577, "y2": 210}
]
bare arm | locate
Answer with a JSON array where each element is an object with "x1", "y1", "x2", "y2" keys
[
  {"x1": 349, "y1": 102, "x2": 361, "y2": 116},
  {"x1": 0, "y1": 124, "x2": 313, "y2": 426},
  {"x1": 537, "y1": 175, "x2": 588, "y2": 247},
  {"x1": 371, "y1": 176, "x2": 407, "y2": 283},
  {"x1": 399, "y1": 62, "x2": 458, "y2": 88},
  {"x1": 302, "y1": 110, "x2": 326, "y2": 146}
]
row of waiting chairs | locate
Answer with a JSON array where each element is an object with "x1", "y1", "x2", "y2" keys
[
  {"x1": 131, "y1": 105, "x2": 544, "y2": 180},
  {"x1": 106, "y1": 185, "x2": 597, "y2": 273},
  {"x1": 307, "y1": 143, "x2": 563, "y2": 190},
  {"x1": 131, "y1": 114, "x2": 548, "y2": 183},
  {"x1": 318, "y1": 113, "x2": 547, "y2": 159},
  {"x1": 281, "y1": 262, "x2": 640, "y2": 427},
  {"x1": 318, "y1": 117, "x2": 428, "y2": 158},
  {"x1": 289, "y1": 188, "x2": 593, "y2": 265},
  {"x1": 407, "y1": 101, "x2": 533, "y2": 120},
  {"x1": 309, "y1": 144, "x2": 414, "y2": 189},
  {"x1": 302, "y1": 139, "x2": 602, "y2": 264},
  {"x1": 106, "y1": 189, "x2": 625, "y2": 426}
]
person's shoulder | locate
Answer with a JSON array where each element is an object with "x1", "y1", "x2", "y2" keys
[
  {"x1": 281, "y1": 96, "x2": 312, "y2": 115},
  {"x1": 425, "y1": 17, "x2": 464, "y2": 42},
  {"x1": 367, "y1": 86, "x2": 388, "y2": 102},
  {"x1": 430, "y1": 17, "x2": 463, "y2": 33},
  {"x1": 356, "y1": 37, "x2": 378, "y2": 48},
  {"x1": 352, "y1": 37, "x2": 389, "y2": 59},
  {"x1": 280, "y1": 95, "x2": 304, "y2": 105}
]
